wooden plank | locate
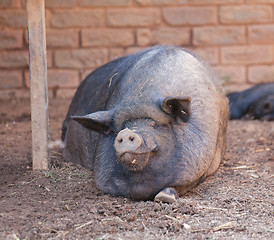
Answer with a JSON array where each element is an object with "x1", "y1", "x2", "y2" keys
[{"x1": 27, "y1": 0, "x2": 50, "y2": 170}]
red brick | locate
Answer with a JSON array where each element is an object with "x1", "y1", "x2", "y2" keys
[
  {"x1": 0, "y1": 10, "x2": 27, "y2": 28},
  {"x1": 247, "y1": 0, "x2": 274, "y2": 3},
  {"x1": 25, "y1": 69, "x2": 79, "y2": 88},
  {"x1": 0, "y1": 0, "x2": 11, "y2": 8},
  {"x1": 137, "y1": 28, "x2": 190, "y2": 46},
  {"x1": 248, "y1": 65, "x2": 274, "y2": 84},
  {"x1": 26, "y1": 29, "x2": 75, "y2": 51},
  {"x1": 193, "y1": 26, "x2": 245, "y2": 46},
  {"x1": 190, "y1": 47, "x2": 219, "y2": 65},
  {"x1": 48, "y1": 70, "x2": 79, "y2": 88},
  {"x1": 220, "y1": 6, "x2": 272, "y2": 24},
  {"x1": 0, "y1": 30, "x2": 23, "y2": 49},
  {"x1": 45, "y1": 0, "x2": 75, "y2": 8},
  {"x1": 0, "y1": 70, "x2": 23, "y2": 89},
  {"x1": 107, "y1": 8, "x2": 160, "y2": 27},
  {"x1": 47, "y1": 50, "x2": 53, "y2": 68},
  {"x1": 109, "y1": 48, "x2": 125, "y2": 61},
  {"x1": 213, "y1": 66, "x2": 246, "y2": 86},
  {"x1": 151, "y1": 28, "x2": 190, "y2": 45},
  {"x1": 135, "y1": 0, "x2": 183, "y2": 6},
  {"x1": 163, "y1": 7, "x2": 217, "y2": 26},
  {"x1": 50, "y1": 10, "x2": 104, "y2": 28},
  {"x1": 56, "y1": 89, "x2": 77, "y2": 99},
  {"x1": 224, "y1": 84, "x2": 253, "y2": 95},
  {"x1": 136, "y1": 29, "x2": 151, "y2": 46},
  {"x1": 47, "y1": 30, "x2": 79, "y2": 48},
  {"x1": 178, "y1": 0, "x2": 243, "y2": 4},
  {"x1": 23, "y1": 30, "x2": 28, "y2": 45},
  {"x1": 0, "y1": 51, "x2": 28, "y2": 68},
  {"x1": 80, "y1": 69, "x2": 95, "y2": 81},
  {"x1": 82, "y1": 29, "x2": 134, "y2": 47},
  {"x1": 221, "y1": 46, "x2": 273, "y2": 65},
  {"x1": 0, "y1": 89, "x2": 31, "y2": 100},
  {"x1": 249, "y1": 25, "x2": 274, "y2": 44},
  {"x1": 11, "y1": 0, "x2": 23, "y2": 8},
  {"x1": 78, "y1": 0, "x2": 130, "y2": 7},
  {"x1": 125, "y1": 47, "x2": 146, "y2": 55},
  {"x1": 54, "y1": 49, "x2": 108, "y2": 69}
]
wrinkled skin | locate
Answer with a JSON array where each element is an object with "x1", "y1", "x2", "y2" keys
[
  {"x1": 62, "y1": 45, "x2": 229, "y2": 200},
  {"x1": 228, "y1": 83, "x2": 274, "y2": 121}
]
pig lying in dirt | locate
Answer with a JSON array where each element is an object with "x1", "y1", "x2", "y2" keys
[
  {"x1": 62, "y1": 45, "x2": 229, "y2": 202},
  {"x1": 228, "y1": 83, "x2": 274, "y2": 121}
]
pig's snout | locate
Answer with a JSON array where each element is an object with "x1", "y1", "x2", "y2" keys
[
  {"x1": 114, "y1": 128, "x2": 143, "y2": 155},
  {"x1": 114, "y1": 128, "x2": 158, "y2": 172}
]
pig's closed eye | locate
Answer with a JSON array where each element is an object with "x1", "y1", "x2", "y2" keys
[
  {"x1": 148, "y1": 120, "x2": 159, "y2": 128},
  {"x1": 152, "y1": 122, "x2": 169, "y2": 131},
  {"x1": 145, "y1": 118, "x2": 169, "y2": 130},
  {"x1": 263, "y1": 102, "x2": 271, "y2": 112}
]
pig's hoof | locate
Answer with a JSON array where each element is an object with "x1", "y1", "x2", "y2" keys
[{"x1": 154, "y1": 187, "x2": 178, "y2": 204}]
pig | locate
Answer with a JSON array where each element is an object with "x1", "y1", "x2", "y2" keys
[
  {"x1": 228, "y1": 83, "x2": 274, "y2": 121},
  {"x1": 62, "y1": 45, "x2": 229, "y2": 201}
]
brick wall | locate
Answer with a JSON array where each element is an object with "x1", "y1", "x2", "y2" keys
[{"x1": 0, "y1": 0, "x2": 274, "y2": 99}]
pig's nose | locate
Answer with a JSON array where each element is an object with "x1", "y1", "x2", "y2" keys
[{"x1": 114, "y1": 128, "x2": 143, "y2": 154}]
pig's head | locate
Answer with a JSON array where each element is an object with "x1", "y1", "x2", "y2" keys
[
  {"x1": 72, "y1": 96, "x2": 191, "y2": 174},
  {"x1": 113, "y1": 127, "x2": 158, "y2": 171},
  {"x1": 245, "y1": 95, "x2": 274, "y2": 121}
]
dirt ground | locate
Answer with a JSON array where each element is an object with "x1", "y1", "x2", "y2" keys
[{"x1": 0, "y1": 98, "x2": 273, "y2": 240}]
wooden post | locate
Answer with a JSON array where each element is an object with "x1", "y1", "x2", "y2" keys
[{"x1": 27, "y1": 0, "x2": 50, "y2": 170}]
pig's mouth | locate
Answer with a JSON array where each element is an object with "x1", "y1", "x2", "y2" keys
[{"x1": 118, "y1": 146, "x2": 158, "y2": 172}]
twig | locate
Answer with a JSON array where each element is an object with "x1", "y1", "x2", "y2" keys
[
  {"x1": 74, "y1": 220, "x2": 94, "y2": 231},
  {"x1": 213, "y1": 221, "x2": 237, "y2": 232},
  {"x1": 21, "y1": 176, "x2": 44, "y2": 185},
  {"x1": 230, "y1": 165, "x2": 257, "y2": 170},
  {"x1": 164, "y1": 215, "x2": 179, "y2": 221},
  {"x1": 101, "y1": 216, "x2": 124, "y2": 222},
  {"x1": 141, "y1": 221, "x2": 146, "y2": 230},
  {"x1": 261, "y1": 226, "x2": 274, "y2": 233},
  {"x1": 54, "y1": 220, "x2": 94, "y2": 239},
  {"x1": 54, "y1": 229, "x2": 72, "y2": 239},
  {"x1": 255, "y1": 148, "x2": 271, "y2": 153},
  {"x1": 196, "y1": 205, "x2": 228, "y2": 211},
  {"x1": 191, "y1": 228, "x2": 209, "y2": 233},
  {"x1": 38, "y1": 197, "x2": 53, "y2": 204}
]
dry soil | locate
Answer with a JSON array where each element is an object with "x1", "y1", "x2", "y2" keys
[{"x1": 0, "y1": 98, "x2": 273, "y2": 240}]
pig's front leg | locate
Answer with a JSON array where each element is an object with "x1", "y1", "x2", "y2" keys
[{"x1": 154, "y1": 187, "x2": 179, "y2": 203}]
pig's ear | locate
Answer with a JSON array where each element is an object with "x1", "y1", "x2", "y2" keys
[
  {"x1": 161, "y1": 97, "x2": 191, "y2": 123},
  {"x1": 71, "y1": 110, "x2": 114, "y2": 134}
]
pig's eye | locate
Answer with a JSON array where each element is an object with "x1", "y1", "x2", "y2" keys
[
  {"x1": 148, "y1": 120, "x2": 158, "y2": 128},
  {"x1": 263, "y1": 102, "x2": 271, "y2": 112},
  {"x1": 152, "y1": 122, "x2": 169, "y2": 131},
  {"x1": 146, "y1": 119, "x2": 168, "y2": 130}
]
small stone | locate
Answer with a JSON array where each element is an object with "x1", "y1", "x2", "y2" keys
[{"x1": 183, "y1": 223, "x2": 191, "y2": 231}]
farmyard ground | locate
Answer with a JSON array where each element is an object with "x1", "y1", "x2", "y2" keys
[{"x1": 0, "y1": 98, "x2": 273, "y2": 239}]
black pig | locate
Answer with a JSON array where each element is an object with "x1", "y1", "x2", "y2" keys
[
  {"x1": 228, "y1": 83, "x2": 274, "y2": 121},
  {"x1": 62, "y1": 45, "x2": 229, "y2": 201}
]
